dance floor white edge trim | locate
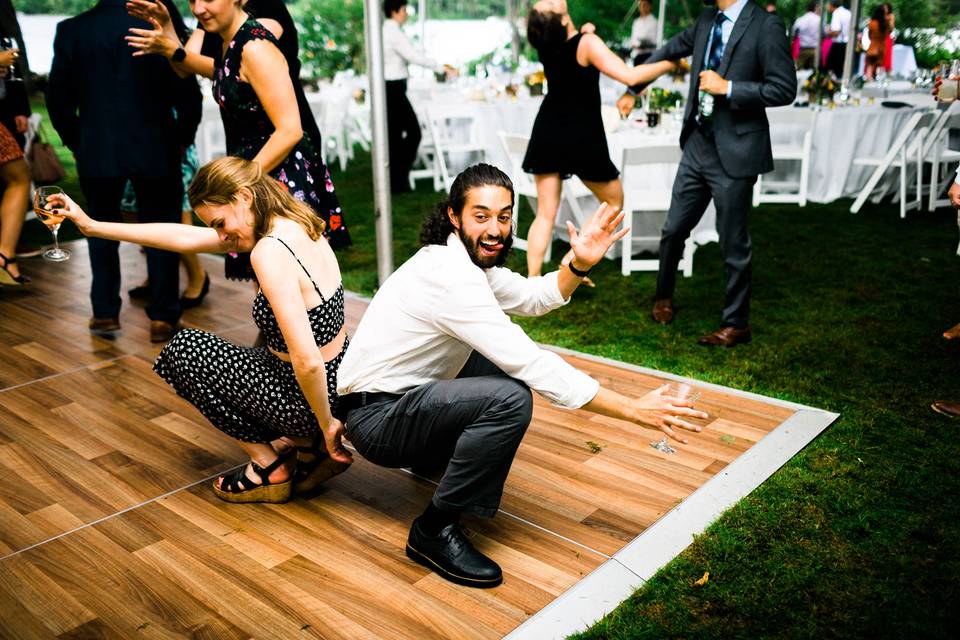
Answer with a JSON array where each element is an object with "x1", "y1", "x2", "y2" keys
[{"x1": 505, "y1": 402, "x2": 837, "y2": 640}]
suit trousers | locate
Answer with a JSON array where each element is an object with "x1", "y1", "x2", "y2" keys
[
  {"x1": 343, "y1": 352, "x2": 534, "y2": 517},
  {"x1": 655, "y1": 128, "x2": 756, "y2": 328},
  {"x1": 79, "y1": 175, "x2": 183, "y2": 324},
  {"x1": 385, "y1": 79, "x2": 422, "y2": 192}
]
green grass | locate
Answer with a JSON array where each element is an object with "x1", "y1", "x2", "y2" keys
[
  {"x1": 333, "y1": 152, "x2": 960, "y2": 639},
  {"x1": 34, "y1": 104, "x2": 960, "y2": 637}
]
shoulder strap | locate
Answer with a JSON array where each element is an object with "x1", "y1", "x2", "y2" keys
[{"x1": 264, "y1": 236, "x2": 324, "y2": 300}]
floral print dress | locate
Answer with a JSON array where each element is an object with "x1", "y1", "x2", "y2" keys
[{"x1": 213, "y1": 20, "x2": 350, "y2": 280}]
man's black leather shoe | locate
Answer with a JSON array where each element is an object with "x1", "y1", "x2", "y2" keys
[{"x1": 405, "y1": 518, "x2": 503, "y2": 588}]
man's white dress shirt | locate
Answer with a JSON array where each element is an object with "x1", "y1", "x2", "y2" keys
[
  {"x1": 830, "y1": 6, "x2": 851, "y2": 43},
  {"x1": 383, "y1": 18, "x2": 440, "y2": 81},
  {"x1": 793, "y1": 11, "x2": 821, "y2": 49},
  {"x1": 337, "y1": 233, "x2": 600, "y2": 409},
  {"x1": 630, "y1": 14, "x2": 658, "y2": 48}
]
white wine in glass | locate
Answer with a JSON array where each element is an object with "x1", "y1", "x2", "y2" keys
[{"x1": 34, "y1": 186, "x2": 70, "y2": 262}]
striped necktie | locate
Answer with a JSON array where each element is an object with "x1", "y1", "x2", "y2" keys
[{"x1": 706, "y1": 12, "x2": 727, "y2": 71}]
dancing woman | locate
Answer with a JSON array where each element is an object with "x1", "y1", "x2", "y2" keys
[
  {"x1": 522, "y1": 0, "x2": 675, "y2": 280},
  {"x1": 126, "y1": 0, "x2": 350, "y2": 281},
  {"x1": 50, "y1": 156, "x2": 353, "y2": 503}
]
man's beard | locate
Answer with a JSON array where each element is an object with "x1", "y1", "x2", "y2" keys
[{"x1": 459, "y1": 227, "x2": 513, "y2": 269}]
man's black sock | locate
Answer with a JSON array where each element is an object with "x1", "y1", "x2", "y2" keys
[{"x1": 417, "y1": 501, "x2": 459, "y2": 536}]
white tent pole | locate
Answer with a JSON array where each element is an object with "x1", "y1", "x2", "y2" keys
[
  {"x1": 657, "y1": 0, "x2": 666, "y2": 47},
  {"x1": 364, "y1": 0, "x2": 394, "y2": 283},
  {"x1": 816, "y1": 0, "x2": 828, "y2": 74},
  {"x1": 841, "y1": 0, "x2": 861, "y2": 89},
  {"x1": 418, "y1": 0, "x2": 426, "y2": 49}
]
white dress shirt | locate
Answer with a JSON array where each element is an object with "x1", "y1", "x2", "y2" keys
[
  {"x1": 703, "y1": 0, "x2": 748, "y2": 98},
  {"x1": 383, "y1": 18, "x2": 440, "y2": 81},
  {"x1": 630, "y1": 14, "x2": 658, "y2": 48},
  {"x1": 793, "y1": 11, "x2": 821, "y2": 49},
  {"x1": 830, "y1": 6, "x2": 851, "y2": 43},
  {"x1": 337, "y1": 233, "x2": 601, "y2": 410}
]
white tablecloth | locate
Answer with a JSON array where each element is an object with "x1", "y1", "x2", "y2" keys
[
  {"x1": 414, "y1": 90, "x2": 931, "y2": 205},
  {"x1": 767, "y1": 103, "x2": 929, "y2": 203}
]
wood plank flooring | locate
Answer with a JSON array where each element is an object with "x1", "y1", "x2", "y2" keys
[{"x1": 0, "y1": 241, "x2": 797, "y2": 638}]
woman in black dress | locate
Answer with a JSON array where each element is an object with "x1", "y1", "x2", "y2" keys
[
  {"x1": 51, "y1": 156, "x2": 353, "y2": 504},
  {"x1": 522, "y1": 0, "x2": 674, "y2": 279},
  {"x1": 127, "y1": 0, "x2": 350, "y2": 281}
]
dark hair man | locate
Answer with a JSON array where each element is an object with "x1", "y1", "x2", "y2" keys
[
  {"x1": 615, "y1": 0, "x2": 796, "y2": 347},
  {"x1": 335, "y1": 164, "x2": 707, "y2": 588}
]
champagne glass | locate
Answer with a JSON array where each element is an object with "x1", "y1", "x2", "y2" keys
[
  {"x1": 0, "y1": 37, "x2": 20, "y2": 82},
  {"x1": 34, "y1": 186, "x2": 70, "y2": 262}
]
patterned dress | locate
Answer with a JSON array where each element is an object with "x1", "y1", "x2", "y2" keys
[
  {"x1": 154, "y1": 236, "x2": 348, "y2": 442},
  {"x1": 213, "y1": 20, "x2": 350, "y2": 280}
]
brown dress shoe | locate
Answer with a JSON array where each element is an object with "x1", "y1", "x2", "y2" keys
[
  {"x1": 89, "y1": 317, "x2": 121, "y2": 335},
  {"x1": 652, "y1": 298, "x2": 674, "y2": 325},
  {"x1": 932, "y1": 400, "x2": 960, "y2": 418},
  {"x1": 698, "y1": 326, "x2": 752, "y2": 347},
  {"x1": 150, "y1": 320, "x2": 181, "y2": 343}
]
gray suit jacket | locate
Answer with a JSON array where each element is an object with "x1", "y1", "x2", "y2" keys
[{"x1": 642, "y1": 2, "x2": 795, "y2": 178}]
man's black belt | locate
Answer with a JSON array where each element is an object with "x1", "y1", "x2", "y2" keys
[{"x1": 340, "y1": 391, "x2": 403, "y2": 414}]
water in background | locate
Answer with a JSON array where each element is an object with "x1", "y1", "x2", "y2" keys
[{"x1": 20, "y1": 12, "x2": 512, "y2": 76}]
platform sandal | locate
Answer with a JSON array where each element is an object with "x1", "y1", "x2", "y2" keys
[
  {"x1": 212, "y1": 457, "x2": 292, "y2": 504},
  {"x1": 0, "y1": 252, "x2": 30, "y2": 287},
  {"x1": 293, "y1": 439, "x2": 351, "y2": 494}
]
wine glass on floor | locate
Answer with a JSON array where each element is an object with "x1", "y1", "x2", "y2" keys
[{"x1": 34, "y1": 186, "x2": 70, "y2": 262}]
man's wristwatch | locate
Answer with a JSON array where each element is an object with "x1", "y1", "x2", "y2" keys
[{"x1": 171, "y1": 47, "x2": 187, "y2": 63}]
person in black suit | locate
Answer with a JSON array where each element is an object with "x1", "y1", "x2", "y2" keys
[
  {"x1": 616, "y1": 0, "x2": 795, "y2": 347},
  {"x1": 46, "y1": 0, "x2": 201, "y2": 343}
]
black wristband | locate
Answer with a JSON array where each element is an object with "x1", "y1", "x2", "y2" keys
[
  {"x1": 171, "y1": 47, "x2": 187, "y2": 63},
  {"x1": 567, "y1": 261, "x2": 591, "y2": 278}
]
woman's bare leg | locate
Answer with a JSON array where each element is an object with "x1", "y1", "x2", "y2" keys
[
  {"x1": 179, "y1": 209, "x2": 207, "y2": 297},
  {"x1": 0, "y1": 159, "x2": 31, "y2": 279},
  {"x1": 527, "y1": 173, "x2": 563, "y2": 276},
  {"x1": 558, "y1": 178, "x2": 625, "y2": 286}
]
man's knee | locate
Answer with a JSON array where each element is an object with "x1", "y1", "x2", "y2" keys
[{"x1": 499, "y1": 379, "x2": 534, "y2": 428}]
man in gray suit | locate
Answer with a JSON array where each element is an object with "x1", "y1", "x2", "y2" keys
[{"x1": 617, "y1": 0, "x2": 795, "y2": 346}]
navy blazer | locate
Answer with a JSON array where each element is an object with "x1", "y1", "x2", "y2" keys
[
  {"x1": 46, "y1": 0, "x2": 201, "y2": 178},
  {"x1": 643, "y1": 2, "x2": 795, "y2": 178}
]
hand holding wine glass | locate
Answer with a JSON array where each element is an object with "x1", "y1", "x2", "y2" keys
[{"x1": 34, "y1": 187, "x2": 72, "y2": 262}]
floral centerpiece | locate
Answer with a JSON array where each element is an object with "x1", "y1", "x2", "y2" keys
[
  {"x1": 802, "y1": 71, "x2": 837, "y2": 104},
  {"x1": 648, "y1": 87, "x2": 684, "y2": 112},
  {"x1": 526, "y1": 70, "x2": 546, "y2": 96}
]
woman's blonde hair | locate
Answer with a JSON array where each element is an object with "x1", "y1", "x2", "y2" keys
[{"x1": 187, "y1": 156, "x2": 325, "y2": 241}]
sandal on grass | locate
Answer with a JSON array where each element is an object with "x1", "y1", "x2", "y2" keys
[
  {"x1": 0, "y1": 252, "x2": 30, "y2": 287},
  {"x1": 294, "y1": 440, "x2": 350, "y2": 494},
  {"x1": 212, "y1": 456, "x2": 292, "y2": 504}
]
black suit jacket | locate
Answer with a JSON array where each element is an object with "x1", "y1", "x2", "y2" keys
[
  {"x1": 642, "y1": 2, "x2": 795, "y2": 178},
  {"x1": 45, "y1": 0, "x2": 201, "y2": 178}
]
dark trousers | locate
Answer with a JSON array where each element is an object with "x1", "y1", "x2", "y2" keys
[
  {"x1": 655, "y1": 128, "x2": 756, "y2": 328},
  {"x1": 826, "y1": 42, "x2": 847, "y2": 78},
  {"x1": 343, "y1": 352, "x2": 533, "y2": 517},
  {"x1": 79, "y1": 175, "x2": 182, "y2": 324},
  {"x1": 385, "y1": 79, "x2": 422, "y2": 193}
]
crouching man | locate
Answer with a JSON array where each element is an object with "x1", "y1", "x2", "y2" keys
[{"x1": 335, "y1": 164, "x2": 706, "y2": 587}]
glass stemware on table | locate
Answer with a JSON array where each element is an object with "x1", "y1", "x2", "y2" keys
[
  {"x1": 34, "y1": 186, "x2": 70, "y2": 262},
  {"x1": 0, "y1": 36, "x2": 21, "y2": 82}
]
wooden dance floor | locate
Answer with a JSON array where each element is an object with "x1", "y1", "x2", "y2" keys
[{"x1": 0, "y1": 241, "x2": 835, "y2": 639}]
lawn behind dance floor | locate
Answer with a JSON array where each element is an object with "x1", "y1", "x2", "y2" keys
[{"x1": 23, "y1": 115, "x2": 960, "y2": 637}]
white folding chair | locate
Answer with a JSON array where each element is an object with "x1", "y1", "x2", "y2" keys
[
  {"x1": 409, "y1": 100, "x2": 441, "y2": 191},
  {"x1": 753, "y1": 108, "x2": 816, "y2": 207},
  {"x1": 620, "y1": 145, "x2": 699, "y2": 277},
  {"x1": 850, "y1": 110, "x2": 936, "y2": 218},
  {"x1": 924, "y1": 105, "x2": 960, "y2": 211},
  {"x1": 426, "y1": 104, "x2": 488, "y2": 191},
  {"x1": 497, "y1": 132, "x2": 591, "y2": 263}
]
